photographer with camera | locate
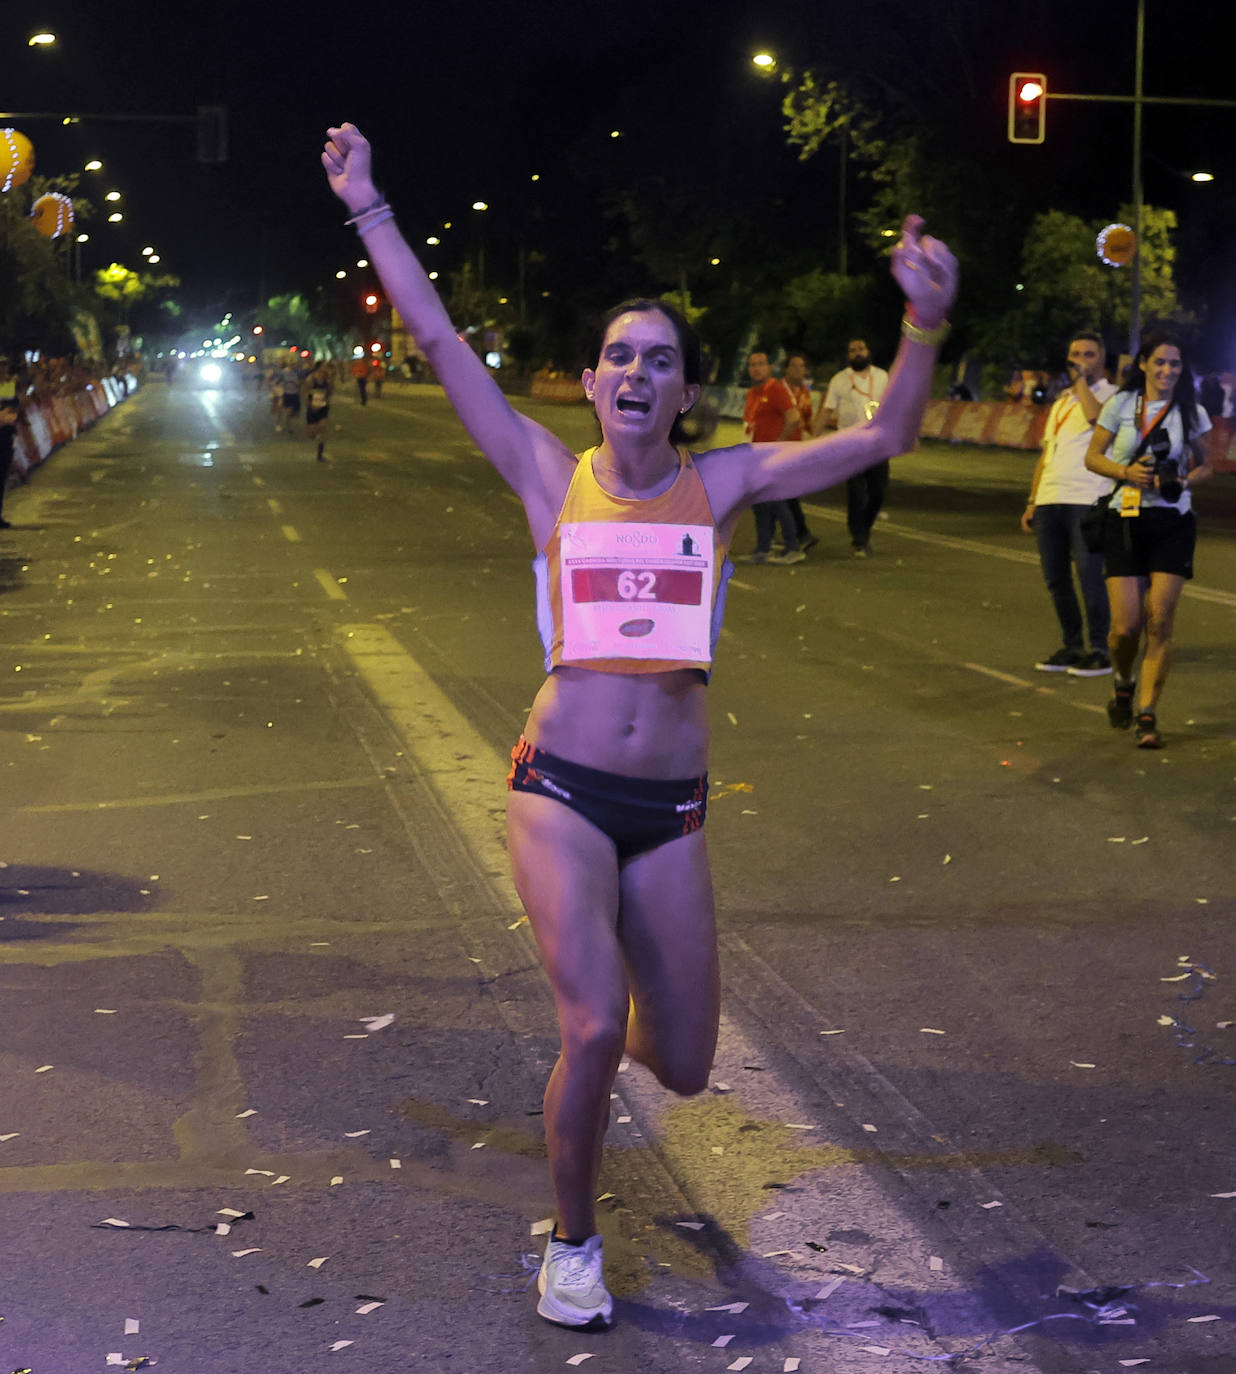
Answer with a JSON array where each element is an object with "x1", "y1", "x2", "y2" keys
[{"x1": 1083, "y1": 331, "x2": 1214, "y2": 748}]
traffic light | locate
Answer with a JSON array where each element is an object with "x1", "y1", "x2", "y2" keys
[{"x1": 1008, "y1": 73, "x2": 1047, "y2": 144}]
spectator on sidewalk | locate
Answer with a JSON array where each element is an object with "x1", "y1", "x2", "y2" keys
[
  {"x1": 351, "y1": 356, "x2": 370, "y2": 405},
  {"x1": 741, "y1": 352, "x2": 805, "y2": 564},
  {"x1": 0, "y1": 394, "x2": 20, "y2": 530},
  {"x1": 818, "y1": 339, "x2": 890, "y2": 557},
  {"x1": 1021, "y1": 331, "x2": 1117, "y2": 676},
  {"x1": 782, "y1": 353, "x2": 819, "y2": 553}
]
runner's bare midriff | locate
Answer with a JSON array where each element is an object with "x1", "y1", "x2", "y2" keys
[{"x1": 524, "y1": 666, "x2": 709, "y2": 778}]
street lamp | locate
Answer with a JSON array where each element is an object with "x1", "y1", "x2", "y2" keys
[
  {"x1": 28, "y1": 31, "x2": 57, "y2": 46},
  {"x1": 107, "y1": 212, "x2": 122, "y2": 223},
  {"x1": 84, "y1": 159, "x2": 102, "y2": 172},
  {"x1": 751, "y1": 51, "x2": 776, "y2": 74},
  {"x1": 1190, "y1": 171, "x2": 1215, "y2": 182},
  {"x1": 105, "y1": 190, "x2": 121, "y2": 202}
]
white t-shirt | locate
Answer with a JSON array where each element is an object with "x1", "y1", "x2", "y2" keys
[
  {"x1": 1035, "y1": 378, "x2": 1117, "y2": 505},
  {"x1": 1097, "y1": 391, "x2": 1212, "y2": 514},
  {"x1": 824, "y1": 365, "x2": 889, "y2": 430}
]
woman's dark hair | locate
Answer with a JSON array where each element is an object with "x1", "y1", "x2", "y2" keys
[
  {"x1": 591, "y1": 298, "x2": 702, "y2": 446},
  {"x1": 1122, "y1": 328, "x2": 1199, "y2": 434}
]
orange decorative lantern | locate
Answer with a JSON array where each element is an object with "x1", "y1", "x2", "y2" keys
[
  {"x1": 31, "y1": 191, "x2": 74, "y2": 238},
  {"x1": 1097, "y1": 223, "x2": 1137, "y2": 267},
  {"x1": 2, "y1": 128, "x2": 36, "y2": 192}
]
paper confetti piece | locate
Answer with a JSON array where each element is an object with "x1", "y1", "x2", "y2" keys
[
  {"x1": 1160, "y1": 972, "x2": 1192, "y2": 982},
  {"x1": 942, "y1": 854, "x2": 951, "y2": 865},
  {"x1": 254, "y1": 895, "x2": 270, "y2": 902},
  {"x1": 1187, "y1": 1314, "x2": 1221, "y2": 1322},
  {"x1": 1, "y1": 1133, "x2": 19, "y2": 1142},
  {"x1": 1107, "y1": 836, "x2": 1126, "y2": 843},
  {"x1": 677, "y1": 1221, "x2": 705, "y2": 1230},
  {"x1": 272, "y1": 1175, "x2": 290, "y2": 1185},
  {"x1": 862, "y1": 1123, "x2": 878, "y2": 1133},
  {"x1": 467, "y1": 1098, "x2": 489, "y2": 1105},
  {"x1": 470, "y1": 1142, "x2": 485, "y2": 1150},
  {"x1": 343, "y1": 1033, "x2": 369, "y2": 1039},
  {"x1": 819, "y1": 1029, "x2": 845, "y2": 1036},
  {"x1": 1070, "y1": 1062, "x2": 1097, "y2": 1070},
  {"x1": 95, "y1": 1008, "x2": 118, "y2": 1014},
  {"x1": 360, "y1": 1013, "x2": 394, "y2": 1031},
  {"x1": 762, "y1": 1250, "x2": 794, "y2": 1258},
  {"x1": 35, "y1": 1065, "x2": 54, "y2": 1073},
  {"x1": 531, "y1": 1218, "x2": 555, "y2": 1236},
  {"x1": 861, "y1": 1347, "x2": 892, "y2": 1357},
  {"x1": 124, "y1": 1320, "x2": 140, "y2": 1335},
  {"x1": 784, "y1": 1361, "x2": 801, "y2": 1373},
  {"x1": 235, "y1": 1108, "x2": 257, "y2": 1118},
  {"x1": 813, "y1": 1278, "x2": 845, "y2": 1300},
  {"x1": 617, "y1": 1115, "x2": 632, "y2": 1124},
  {"x1": 344, "y1": 1130, "x2": 370, "y2": 1137},
  {"x1": 216, "y1": 1224, "x2": 232, "y2": 1236},
  {"x1": 1209, "y1": 1191, "x2": 1236, "y2": 1198},
  {"x1": 566, "y1": 1358, "x2": 595, "y2": 1367},
  {"x1": 847, "y1": 1320, "x2": 881, "y2": 1328},
  {"x1": 727, "y1": 1360, "x2": 753, "y2": 1371},
  {"x1": 785, "y1": 1123, "x2": 815, "y2": 1130},
  {"x1": 833, "y1": 1263, "x2": 867, "y2": 1275},
  {"x1": 727, "y1": 713, "x2": 738, "y2": 726},
  {"x1": 330, "y1": 1176, "x2": 343, "y2": 1187},
  {"x1": 356, "y1": 1301, "x2": 384, "y2": 1314},
  {"x1": 1130, "y1": 836, "x2": 1149, "y2": 846},
  {"x1": 246, "y1": 1169, "x2": 276, "y2": 1177},
  {"x1": 712, "y1": 1334, "x2": 735, "y2": 1348},
  {"x1": 231, "y1": 1248, "x2": 261, "y2": 1258},
  {"x1": 99, "y1": 1218, "x2": 131, "y2": 1228},
  {"x1": 981, "y1": 1200, "x2": 1003, "y2": 1209},
  {"x1": 218, "y1": 1208, "x2": 248, "y2": 1218},
  {"x1": 307, "y1": 1256, "x2": 329, "y2": 1269},
  {"x1": 713, "y1": 1082, "x2": 733, "y2": 1093},
  {"x1": 920, "y1": 1028, "x2": 946, "y2": 1035},
  {"x1": 928, "y1": 1256, "x2": 944, "y2": 1271},
  {"x1": 107, "y1": 1357, "x2": 124, "y2": 1366},
  {"x1": 390, "y1": 1157, "x2": 403, "y2": 1167},
  {"x1": 330, "y1": 1341, "x2": 353, "y2": 1352},
  {"x1": 706, "y1": 1302, "x2": 750, "y2": 1314},
  {"x1": 1118, "y1": 1361, "x2": 1150, "y2": 1368}
]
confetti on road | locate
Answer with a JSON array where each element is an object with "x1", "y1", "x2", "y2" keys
[
  {"x1": 706, "y1": 1302, "x2": 750, "y2": 1314},
  {"x1": 124, "y1": 1320, "x2": 140, "y2": 1335},
  {"x1": 231, "y1": 1249, "x2": 261, "y2": 1258},
  {"x1": 344, "y1": 1130, "x2": 370, "y2": 1138},
  {"x1": 307, "y1": 1257, "x2": 329, "y2": 1269},
  {"x1": 711, "y1": 1334, "x2": 735, "y2": 1347},
  {"x1": 920, "y1": 1028, "x2": 946, "y2": 1035},
  {"x1": 236, "y1": 1109, "x2": 257, "y2": 1118},
  {"x1": 727, "y1": 1359, "x2": 753, "y2": 1371},
  {"x1": 928, "y1": 1256, "x2": 944, "y2": 1271},
  {"x1": 35, "y1": 1065, "x2": 53, "y2": 1073},
  {"x1": 813, "y1": 1278, "x2": 845, "y2": 1300},
  {"x1": 356, "y1": 1301, "x2": 384, "y2": 1314},
  {"x1": 566, "y1": 1357, "x2": 595, "y2": 1367},
  {"x1": 329, "y1": 1341, "x2": 354, "y2": 1351},
  {"x1": 359, "y1": 1013, "x2": 394, "y2": 1031}
]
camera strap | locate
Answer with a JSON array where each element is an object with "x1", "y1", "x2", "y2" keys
[{"x1": 1117, "y1": 397, "x2": 1176, "y2": 519}]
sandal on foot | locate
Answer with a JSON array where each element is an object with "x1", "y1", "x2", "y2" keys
[
  {"x1": 1135, "y1": 710, "x2": 1163, "y2": 749},
  {"x1": 1107, "y1": 683, "x2": 1135, "y2": 730}
]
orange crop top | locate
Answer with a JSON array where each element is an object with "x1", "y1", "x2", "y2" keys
[{"x1": 533, "y1": 446, "x2": 734, "y2": 675}]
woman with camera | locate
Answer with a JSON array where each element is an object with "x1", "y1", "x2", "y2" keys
[{"x1": 1083, "y1": 331, "x2": 1213, "y2": 748}]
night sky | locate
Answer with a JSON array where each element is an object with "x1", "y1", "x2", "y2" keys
[{"x1": 4, "y1": 0, "x2": 1235, "y2": 345}]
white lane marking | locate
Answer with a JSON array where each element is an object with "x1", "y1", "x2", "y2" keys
[
  {"x1": 267, "y1": 498, "x2": 283, "y2": 516},
  {"x1": 314, "y1": 568, "x2": 348, "y2": 601},
  {"x1": 801, "y1": 502, "x2": 1236, "y2": 606},
  {"x1": 963, "y1": 661, "x2": 1106, "y2": 715},
  {"x1": 281, "y1": 525, "x2": 301, "y2": 543},
  {"x1": 338, "y1": 624, "x2": 515, "y2": 897}
]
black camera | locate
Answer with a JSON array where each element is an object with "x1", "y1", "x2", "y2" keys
[{"x1": 1146, "y1": 428, "x2": 1183, "y2": 502}]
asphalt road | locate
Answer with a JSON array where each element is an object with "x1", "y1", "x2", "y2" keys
[{"x1": 1, "y1": 378, "x2": 1234, "y2": 1374}]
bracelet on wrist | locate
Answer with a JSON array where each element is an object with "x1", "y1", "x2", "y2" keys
[
  {"x1": 344, "y1": 193, "x2": 387, "y2": 224},
  {"x1": 901, "y1": 314, "x2": 951, "y2": 347},
  {"x1": 355, "y1": 209, "x2": 396, "y2": 236}
]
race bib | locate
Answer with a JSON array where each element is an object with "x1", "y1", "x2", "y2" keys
[{"x1": 560, "y1": 521, "x2": 714, "y2": 662}]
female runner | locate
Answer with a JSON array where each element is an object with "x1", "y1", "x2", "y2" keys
[
  {"x1": 1083, "y1": 331, "x2": 1213, "y2": 747},
  {"x1": 322, "y1": 122, "x2": 958, "y2": 1329}
]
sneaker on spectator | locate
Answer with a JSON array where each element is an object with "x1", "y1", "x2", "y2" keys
[
  {"x1": 736, "y1": 551, "x2": 771, "y2": 564},
  {"x1": 1067, "y1": 650, "x2": 1112, "y2": 677},
  {"x1": 1035, "y1": 647, "x2": 1084, "y2": 672},
  {"x1": 769, "y1": 549, "x2": 806, "y2": 565}
]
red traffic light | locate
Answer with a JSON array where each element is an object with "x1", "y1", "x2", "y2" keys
[{"x1": 1008, "y1": 72, "x2": 1047, "y2": 144}]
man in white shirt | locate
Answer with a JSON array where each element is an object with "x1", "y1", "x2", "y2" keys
[
  {"x1": 1020, "y1": 332, "x2": 1117, "y2": 676},
  {"x1": 818, "y1": 339, "x2": 890, "y2": 556}
]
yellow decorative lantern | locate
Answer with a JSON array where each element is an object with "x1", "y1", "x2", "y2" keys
[
  {"x1": 1, "y1": 128, "x2": 35, "y2": 192},
  {"x1": 1097, "y1": 223, "x2": 1137, "y2": 267},
  {"x1": 31, "y1": 192, "x2": 74, "y2": 238}
]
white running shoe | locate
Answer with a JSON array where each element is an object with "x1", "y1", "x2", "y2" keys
[{"x1": 537, "y1": 1233, "x2": 613, "y2": 1328}]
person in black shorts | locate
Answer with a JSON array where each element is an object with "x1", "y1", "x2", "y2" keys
[
  {"x1": 303, "y1": 362, "x2": 333, "y2": 461},
  {"x1": 1083, "y1": 331, "x2": 1214, "y2": 748}
]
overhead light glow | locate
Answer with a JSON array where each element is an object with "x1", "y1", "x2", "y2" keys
[
  {"x1": 141, "y1": 246, "x2": 154, "y2": 256},
  {"x1": 107, "y1": 212, "x2": 122, "y2": 222},
  {"x1": 1191, "y1": 171, "x2": 1215, "y2": 182},
  {"x1": 105, "y1": 190, "x2": 121, "y2": 202},
  {"x1": 472, "y1": 201, "x2": 488, "y2": 211},
  {"x1": 148, "y1": 254, "x2": 160, "y2": 263},
  {"x1": 84, "y1": 159, "x2": 102, "y2": 171},
  {"x1": 29, "y1": 31, "x2": 57, "y2": 45},
  {"x1": 752, "y1": 52, "x2": 776, "y2": 69},
  {"x1": 336, "y1": 270, "x2": 347, "y2": 279}
]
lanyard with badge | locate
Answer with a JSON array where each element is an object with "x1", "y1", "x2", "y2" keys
[{"x1": 1118, "y1": 394, "x2": 1174, "y2": 517}]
